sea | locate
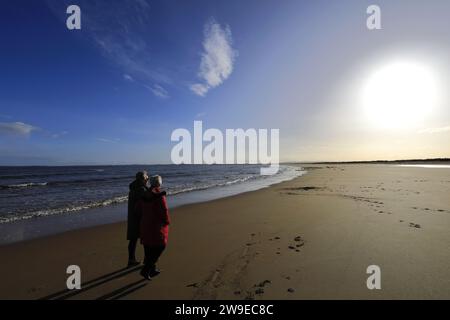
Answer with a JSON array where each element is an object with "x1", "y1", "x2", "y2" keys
[{"x1": 0, "y1": 164, "x2": 305, "y2": 244}]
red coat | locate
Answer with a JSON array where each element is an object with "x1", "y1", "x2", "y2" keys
[{"x1": 138, "y1": 187, "x2": 170, "y2": 246}]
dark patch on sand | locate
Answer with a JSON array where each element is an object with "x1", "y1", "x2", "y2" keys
[
  {"x1": 283, "y1": 186, "x2": 322, "y2": 191},
  {"x1": 409, "y1": 223, "x2": 421, "y2": 229}
]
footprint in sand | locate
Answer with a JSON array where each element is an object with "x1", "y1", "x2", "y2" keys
[
  {"x1": 256, "y1": 280, "x2": 271, "y2": 288},
  {"x1": 186, "y1": 282, "x2": 199, "y2": 288},
  {"x1": 254, "y1": 288, "x2": 264, "y2": 295},
  {"x1": 409, "y1": 222, "x2": 421, "y2": 229},
  {"x1": 286, "y1": 236, "x2": 305, "y2": 253},
  {"x1": 249, "y1": 280, "x2": 271, "y2": 297},
  {"x1": 244, "y1": 293, "x2": 255, "y2": 300},
  {"x1": 295, "y1": 237, "x2": 305, "y2": 245}
]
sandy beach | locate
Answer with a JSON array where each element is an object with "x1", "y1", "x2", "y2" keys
[{"x1": 0, "y1": 164, "x2": 449, "y2": 300}]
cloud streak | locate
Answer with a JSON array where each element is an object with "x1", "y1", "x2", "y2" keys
[
  {"x1": 47, "y1": 0, "x2": 170, "y2": 98},
  {"x1": 191, "y1": 18, "x2": 238, "y2": 96},
  {"x1": 0, "y1": 122, "x2": 39, "y2": 137},
  {"x1": 96, "y1": 137, "x2": 120, "y2": 143},
  {"x1": 123, "y1": 74, "x2": 134, "y2": 82},
  {"x1": 145, "y1": 84, "x2": 169, "y2": 99},
  {"x1": 51, "y1": 131, "x2": 69, "y2": 139}
]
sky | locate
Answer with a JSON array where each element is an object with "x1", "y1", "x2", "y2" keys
[{"x1": 0, "y1": 0, "x2": 449, "y2": 165}]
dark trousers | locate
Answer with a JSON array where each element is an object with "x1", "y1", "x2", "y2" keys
[
  {"x1": 128, "y1": 238, "x2": 139, "y2": 261},
  {"x1": 142, "y1": 245, "x2": 166, "y2": 273}
]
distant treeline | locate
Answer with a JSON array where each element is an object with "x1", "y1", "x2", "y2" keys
[
  {"x1": 315, "y1": 158, "x2": 450, "y2": 164},
  {"x1": 300, "y1": 158, "x2": 450, "y2": 165}
]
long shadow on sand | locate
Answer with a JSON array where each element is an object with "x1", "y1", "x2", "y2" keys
[
  {"x1": 38, "y1": 265, "x2": 143, "y2": 300},
  {"x1": 95, "y1": 279, "x2": 148, "y2": 300}
]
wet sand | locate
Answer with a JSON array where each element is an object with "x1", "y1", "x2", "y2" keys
[{"x1": 0, "y1": 164, "x2": 449, "y2": 299}]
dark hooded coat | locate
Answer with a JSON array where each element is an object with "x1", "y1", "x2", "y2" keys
[{"x1": 127, "y1": 180, "x2": 150, "y2": 240}]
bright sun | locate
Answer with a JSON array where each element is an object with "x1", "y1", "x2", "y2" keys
[{"x1": 362, "y1": 60, "x2": 439, "y2": 130}]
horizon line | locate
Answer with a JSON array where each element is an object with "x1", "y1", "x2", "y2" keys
[{"x1": 0, "y1": 157, "x2": 449, "y2": 167}]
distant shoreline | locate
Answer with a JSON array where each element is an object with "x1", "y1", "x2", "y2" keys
[{"x1": 288, "y1": 158, "x2": 450, "y2": 165}]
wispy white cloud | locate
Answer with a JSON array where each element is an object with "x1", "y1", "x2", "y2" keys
[
  {"x1": 47, "y1": 0, "x2": 171, "y2": 92},
  {"x1": 418, "y1": 126, "x2": 450, "y2": 134},
  {"x1": 51, "y1": 131, "x2": 69, "y2": 139},
  {"x1": 123, "y1": 74, "x2": 134, "y2": 82},
  {"x1": 96, "y1": 137, "x2": 120, "y2": 143},
  {"x1": 134, "y1": 0, "x2": 150, "y2": 10},
  {"x1": 146, "y1": 84, "x2": 169, "y2": 99},
  {"x1": 190, "y1": 18, "x2": 238, "y2": 97},
  {"x1": 0, "y1": 122, "x2": 39, "y2": 137},
  {"x1": 190, "y1": 84, "x2": 209, "y2": 97}
]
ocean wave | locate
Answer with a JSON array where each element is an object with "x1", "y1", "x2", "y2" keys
[
  {"x1": 1, "y1": 176, "x2": 132, "y2": 190},
  {"x1": 167, "y1": 175, "x2": 255, "y2": 195},
  {"x1": 46, "y1": 176, "x2": 131, "y2": 185},
  {"x1": 0, "y1": 170, "x2": 105, "y2": 180},
  {"x1": 0, "y1": 182, "x2": 48, "y2": 189},
  {"x1": 0, "y1": 165, "x2": 304, "y2": 224},
  {"x1": 0, "y1": 195, "x2": 129, "y2": 224},
  {"x1": 0, "y1": 178, "x2": 255, "y2": 223}
]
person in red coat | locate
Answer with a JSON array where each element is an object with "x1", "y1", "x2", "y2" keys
[{"x1": 138, "y1": 175, "x2": 170, "y2": 280}]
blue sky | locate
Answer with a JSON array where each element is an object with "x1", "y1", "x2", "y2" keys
[{"x1": 1, "y1": 0, "x2": 449, "y2": 165}]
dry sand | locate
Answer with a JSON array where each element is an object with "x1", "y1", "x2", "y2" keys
[{"x1": 0, "y1": 164, "x2": 449, "y2": 300}]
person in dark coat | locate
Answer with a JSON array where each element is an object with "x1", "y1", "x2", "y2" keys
[
  {"x1": 127, "y1": 171, "x2": 165, "y2": 267},
  {"x1": 138, "y1": 175, "x2": 170, "y2": 280}
]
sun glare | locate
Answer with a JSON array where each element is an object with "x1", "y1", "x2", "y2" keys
[{"x1": 362, "y1": 60, "x2": 439, "y2": 130}]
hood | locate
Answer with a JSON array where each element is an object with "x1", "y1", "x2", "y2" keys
[{"x1": 129, "y1": 179, "x2": 140, "y2": 191}]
